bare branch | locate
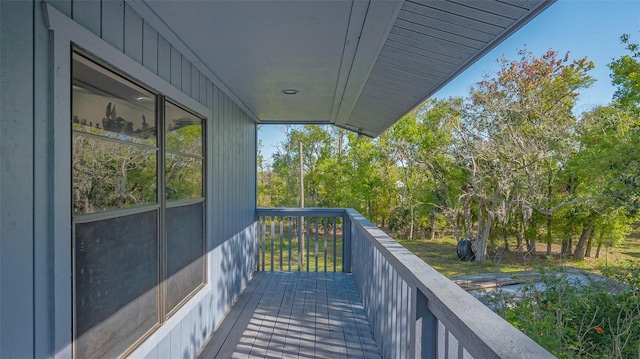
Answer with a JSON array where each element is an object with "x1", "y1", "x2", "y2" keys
[{"x1": 511, "y1": 196, "x2": 605, "y2": 215}]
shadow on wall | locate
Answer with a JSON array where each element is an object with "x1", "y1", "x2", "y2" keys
[
  {"x1": 216, "y1": 223, "x2": 257, "y2": 320},
  {"x1": 182, "y1": 222, "x2": 257, "y2": 359}
]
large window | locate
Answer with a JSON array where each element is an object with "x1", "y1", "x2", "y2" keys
[{"x1": 71, "y1": 52, "x2": 206, "y2": 359}]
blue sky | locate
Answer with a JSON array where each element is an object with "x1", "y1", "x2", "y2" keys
[{"x1": 259, "y1": 0, "x2": 640, "y2": 163}]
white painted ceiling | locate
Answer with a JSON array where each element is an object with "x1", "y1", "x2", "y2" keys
[{"x1": 143, "y1": 0, "x2": 554, "y2": 137}]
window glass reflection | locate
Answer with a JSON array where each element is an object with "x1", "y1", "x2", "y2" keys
[
  {"x1": 72, "y1": 53, "x2": 157, "y2": 146},
  {"x1": 165, "y1": 101, "x2": 203, "y2": 156},
  {"x1": 165, "y1": 154, "x2": 203, "y2": 201},
  {"x1": 73, "y1": 135, "x2": 157, "y2": 214}
]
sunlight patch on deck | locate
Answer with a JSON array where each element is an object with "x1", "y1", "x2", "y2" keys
[{"x1": 199, "y1": 272, "x2": 380, "y2": 358}]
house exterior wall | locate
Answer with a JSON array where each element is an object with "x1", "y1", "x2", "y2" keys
[{"x1": 0, "y1": 1, "x2": 257, "y2": 358}]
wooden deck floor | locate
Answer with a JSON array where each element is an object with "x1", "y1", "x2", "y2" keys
[{"x1": 198, "y1": 272, "x2": 381, "y2": 358}]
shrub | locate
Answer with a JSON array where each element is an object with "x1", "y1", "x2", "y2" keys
[{"x1": 488, "y1": 264, "x2": 640, "y2": 358}]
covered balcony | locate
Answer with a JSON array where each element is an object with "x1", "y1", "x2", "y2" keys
[
  {"x1": 199, "y1": 208, "x2": 554, "y2": 358},
  {"x1": 0, "y1": 0, "x2": 561, "y2": 358}
]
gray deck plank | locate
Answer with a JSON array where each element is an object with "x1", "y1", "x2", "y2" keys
[
  {"x1": 198, "y1": 272, "x2": 380, "y2": 358},
  {"x1": 198, "y1": 272, "x2": 274, "y2": 358}
]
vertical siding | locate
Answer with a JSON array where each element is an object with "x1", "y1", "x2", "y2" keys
[
  {"x1": 124, "y1": 3, "x2": 143, "y2": 64},
  {"x1": 142, "y1": 21, "x2": 158, "y2": 74},
  {"x1": 191, "y1": 66, "x2": 200, "y2": 101},
  {"x1": 72, "y1": 0, "x2": 100, "y2": 36},
  {"x1": 47, "y1": 0, "x2": 71, "y2": 17},
  {"x1": 158, "y1": 35, "x2": 171, "y2": 82},
  {"x1": 181, "y1": 55, "x2": 191, "y2": 96},
  {"x1": 0, "y1": 1, "x2": 34, "y2": 358},
  {"x1": 24, "y1": 2, "x2": 258, "y2": 358},
  {"x1": 170, "y1": 46, "x2": 181, "y2": 88},
  {"x1": 199, "y1": 71, "x2": 207, "y2": 106},
  {"x1": 101, "y1": 0, "x2": 124, "y2": 51}
]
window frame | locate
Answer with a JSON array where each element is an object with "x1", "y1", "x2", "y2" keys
[
  {"x1": 45, "y1": 5, "x2": 214, "y2": 358},
  {"x1": 71, "y1": 49, "x2": 208, "y2": 359}
]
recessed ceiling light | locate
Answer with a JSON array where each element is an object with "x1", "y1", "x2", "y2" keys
[{"x1": 281, "y1": 89, "x2": 299, "y2": 95}]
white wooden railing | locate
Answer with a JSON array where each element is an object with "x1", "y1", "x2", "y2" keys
[
  {"x1": 256, "y1": 208, "x2": 555, "y2": 359},
  {"x1": 255, "y1": 208, "x2": 349, "y2": 272}
]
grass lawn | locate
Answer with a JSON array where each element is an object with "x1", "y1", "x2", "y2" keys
[
  {"x1": 395, "y1": 225, "x2": 640, "y2": 277},
  {"x1": 258, "y1": 217, "x2": 640, "y2": 278}
]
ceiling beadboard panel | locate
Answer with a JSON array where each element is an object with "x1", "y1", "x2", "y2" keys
[
  {"x1": 138, "y1": 0, "x2": 553, "y2": 137},
  {"x1": 345, "y1": 0, "x2": 553, "y2": 137}
]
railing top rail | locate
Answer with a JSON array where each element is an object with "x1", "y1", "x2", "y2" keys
[
  {"x1": 256, "y1": 207, "x2": 346, "y2": 218},
  {"x1": 344, "y1": 209, "x2": 555, "y2": 359}
]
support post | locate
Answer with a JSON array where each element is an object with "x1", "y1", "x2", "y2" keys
[
  {"x1": 415, "y1": 289, "x2": 437, "y2": 358},
  {"x1": 342, "y1": 213, "x2": 351, "y2": 273}
]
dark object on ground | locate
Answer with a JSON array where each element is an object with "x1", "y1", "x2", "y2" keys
[{"x1": 457, "y1": 238, "x2": 476, "y2": 261}]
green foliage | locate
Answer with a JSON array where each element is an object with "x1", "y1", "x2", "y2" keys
[
  {"x1": 495, "y1": 265, "x2": 640, "y2": 358},
  {"x1": 259, "y1": 39, "x2": 639, "y2": 260},
  {"x1": 609, "y1": 34, "x2": 640, "y2": 111}
]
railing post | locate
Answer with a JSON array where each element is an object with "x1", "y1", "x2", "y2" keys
[
  {"x1": 342, "y1": 212, "x2": 351, "y2": 273},
  {"x1": 415, "y1": 289, "x2": 437, "y2": 359}
]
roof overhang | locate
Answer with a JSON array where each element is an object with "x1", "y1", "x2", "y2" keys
[{"x1": 134, "y1": 0, "x2": 554, "y2": 137}]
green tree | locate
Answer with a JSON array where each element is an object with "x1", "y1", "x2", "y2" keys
[
  {"x1": 461, "y1": 49, "x2": 594, "y2": 261},
  {"x1": 609, "y1": 34, "x2": 640, "y2": 111},
  {"x1": 567, "y1": 105, "x2": 639, "y2": 258}
]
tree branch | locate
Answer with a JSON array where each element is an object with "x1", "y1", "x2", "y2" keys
[{"x1": 511, "y1": 196, "x2": 605, "y2": 215}]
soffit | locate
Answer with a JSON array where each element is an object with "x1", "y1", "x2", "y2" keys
[{"x1": 141, "y1": 0, "x2": 553, "y2": 137}]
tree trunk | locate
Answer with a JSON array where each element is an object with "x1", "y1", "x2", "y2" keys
[
  {"x1": 451, "y1": 218, "x2": 460, "y2": 242},
  {"x1": 528, "y1": 218, "x2": 537, "y2": 254},
  {"x1": 476, "y1": 217, "x2": 493, "y2": 262},
  {"x1": 409, "y1": 204, "x2": 415, "y2": 241},
  {"x1": 585, "y1": 227, "x2": 596, "y2": 257},
  {"x1": 515, "y1": 214, "x2": 524, "y2": 250},
  {"x1": 561, "y1": 235, "x2": 572, "y2": 257},
  {"x1": 545, "y1": 214, "x2": 552, "y2": 255},
  {"x1": 475, "y1": 206, "x2": 493, "y2": 262},
  {"x1": 568, "y1": 235, "x2": 573, "y2": 255},
  {"x1": 574, "y1": 223, "x2": 594, "y2": 260},
  {"x1": 595, "y1": 242, "x2": 603, "y2": 258},
  {"x1": 545, "y1": 168, "x2": 553, "y2": 256}
]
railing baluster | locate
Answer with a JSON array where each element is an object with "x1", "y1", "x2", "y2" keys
[
  {"x1": 333, "y1": 217, "x2": 337, "y2": 272},
  {"x1": 297, "y1": 216, "x2": 302, "y2": 271},
  {"x1": 323, "y1": 219, "x2": 327, "y2": 272},
  {"x1": 314, "y1": 217, "x2": 319, "y2": 272},
  {"x1": 257, "y1": 217, "x2": 261, "y2": 270},
  {"x1": 270, "y1": 216, "x2": 275, "y2": 271},
  {"x1": 288, "y1": 216, "x2": 292, "y2": 271},
  {"x1": 279, "y1": 217, "x2": 283, "y2": 270},
  {"x1": 305, "y1": 217, "x2": 311, "y2": 272},
  {"x1": 261, "y1": 216, "x2": 266, "y2": 271}
]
